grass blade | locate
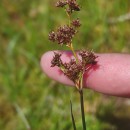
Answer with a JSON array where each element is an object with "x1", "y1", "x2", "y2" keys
[{"x1": 70, "y1": 100, "x2": 77, "y2": 130}]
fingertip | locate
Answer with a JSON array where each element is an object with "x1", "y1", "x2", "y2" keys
[
  {"x1": 40, "y1": 51, "x2": 52, "y2": 72},
  {"x1": 41, "y1": 52, "x2": 130, "y2": 97},
  {"x1": 40, "y1": 51, "x2": 74, "y2": 86}
]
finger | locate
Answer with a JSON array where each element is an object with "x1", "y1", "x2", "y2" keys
[{"x1": 40, "y1": 51, "x2": 130, "y2": 97}]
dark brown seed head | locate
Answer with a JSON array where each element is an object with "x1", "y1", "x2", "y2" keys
[
  {"x1": 63, "y1": 59, "x2": 83, "y2": 83},
  {"x1": 71, "y1": 18, "x2": 81, "y2": 28},
  {"x1": 51, "y1": 52, "x2": 63, "y2": 67},
  {"x1": 87, "y1": 51, "x2": 98, "y2": 64},
  {"x1": 79, "y1": 50, "x2": 98, "y2": 66},
  {"x1": 56, "y1": 25, "x2": 76, "y2": 45},
  {"x1": 49, "y1": 31, "x2": 56, "y2": 42},
  {"x1": 56, "y1": 0, "x2": 67, "y2": 7},
  {"x1": 66, "y1": 0, "x2": 80, "y2": 12},
  {"x1": 49, "y1": 25, "x2": 76, "y2": 45}
]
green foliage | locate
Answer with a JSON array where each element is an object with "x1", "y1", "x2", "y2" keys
[{"x1": 0, "y1": 0, "x2": 130, "y2": 130}]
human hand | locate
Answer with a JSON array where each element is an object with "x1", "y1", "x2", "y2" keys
[{"x1": 41, "y1": 51, "x2": 130, "y2": 98}]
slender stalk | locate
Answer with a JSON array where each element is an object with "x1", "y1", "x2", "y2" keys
[
  {"x1": 14, "y1": 103, "x2": 31, "y2": 130},
  {"x1": 70, "y1": 100, "x2": 77, "y2": 130},
  {"x1": 79, "y1": 90, "x2": 86, "y2": 130},
  {"x1": 70, "y1": 43, "x2": 79, "y2": 63},
  {"x1": 65, "y1": 10, "x2": 71, "y2": 26},
  {"x1": 65, "y1": 9, "x2": 79, "y2": 63},
  {"x1": 68, "y1": 14, "x2": 71, "y2": 27}
]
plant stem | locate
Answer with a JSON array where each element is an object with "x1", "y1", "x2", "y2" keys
[
  {"x1": 14, "y1": 103, "x2": 31, "y2": 130},
  {"x1": 70, "y1": 100, "x2": 77, "y2": 130},
  {"x1": 70, "y1": 43, "x2": 79, "y2": 63},
  {"x1": 65, "y1": 9, "x2": 71, "y2": 26},
  {"x1": 65, "y1": 10, "x2": 79, "y2": 63},
  {"x1": 68, "y1": 14, "x2": 71, "y2": 26},
  {"x1": 79, "y1": 90, "x2": 86, "y2": 130}
]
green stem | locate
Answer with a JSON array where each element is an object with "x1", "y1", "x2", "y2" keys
[
  {"x1": 79, "y1": 90, "x2": 86, "y2": 130},
  {"x1": 68, "y1": 14, "x2": 71, "y2": 27},
  {"x1": 64, "y1": 7, "x2": 71, "y2": 26},
  {"x1": 70, "y1": 100, "x2": 77, "y2": 130}
]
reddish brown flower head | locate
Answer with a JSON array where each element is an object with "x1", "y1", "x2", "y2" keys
[
  {"x1": 51, "y1": 53, "x2": 83, "y2": 84},
  {"x1": 49, "y1": 31, "x2": 56, "y2": 42},
  {"x1": 66, "y1": 0, "x2": 80, "y2": 12},
  {"x1": 56, "y1": 25, "x2": 76, "y2": 45},
  {"x1": 51, "y1": 50, "x2": 98, "y2": 85},
  {"x1": 87, "y1": 51, "x2": 98, "y2": 64},
  {"x1": 49, "y1": 25, "x2": 76, "y2": 46},
  {"x1": 79, "y1": 50, "x2": 98, "y2": 66},
  {"x1": 51, "y1": 52, "x2": 63, "y2": 67},
  {"x1": 71, "y1": 18, "x2": 81, "y2": 28},
  {"x1": 56, "y1": 0, "x2": 67, "y2": 7},
  {"x1": 63, "y1": 59, "x2": 83, "y2": 83},
  {"x1": 56, "y1": 0, "x2": 80, "y2": 13},
  {"x1": 62, "y1": 51, "x2": 98, "y2": 84}
]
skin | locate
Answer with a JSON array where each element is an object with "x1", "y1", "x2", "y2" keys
[{"x1": 40, "y1": 51, "x2": 130, "y2": 98}]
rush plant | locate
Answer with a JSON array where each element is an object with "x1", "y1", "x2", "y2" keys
[{"x1": 48, "y1": 0, "x2": 98, "y2": 130}]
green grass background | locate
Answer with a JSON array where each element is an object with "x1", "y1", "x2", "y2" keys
[{"x1": 0, "y1": 0, "x2": 130, "y2": 130}]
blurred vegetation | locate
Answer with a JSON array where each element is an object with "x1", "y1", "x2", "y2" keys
[{"x1": 0, "y1": 0, "x2": 130, "y2": 130}]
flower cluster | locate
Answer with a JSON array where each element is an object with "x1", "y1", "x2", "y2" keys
[
  {"x1": 49, "y1": 0, "x2": 81, "y2": 46},
  {"x1": 49, "y1": 25, "x2": 77, "y2": 46},
  {"x1": 49, "y1": 0, "x2": 98, "y2": 90},
  {"x1": 51, "y1": 51, "x2": 98, "y2": 88},
  {"x1": 51, "y1": 52, "x2": 63, "y2": 67},
  {"x1": 55, "y1": 0, "x2": 67, "y2": 7},
  {"x1": 79, "y1": 50, "x2": 98, "y2": 66},
  {"x1": 56, "y1": 0, "x2": 80, "y2": 14},
  {"x1": 63, "y1": 59, "x2": 83, "y2": 83},
  {"x1": 71, "y1": 18, "x2": 81, "y2": 28}
]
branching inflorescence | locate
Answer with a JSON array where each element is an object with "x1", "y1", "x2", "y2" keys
[{"x1": 48, "y1": 0, "x2": 98, "y2": 130}]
